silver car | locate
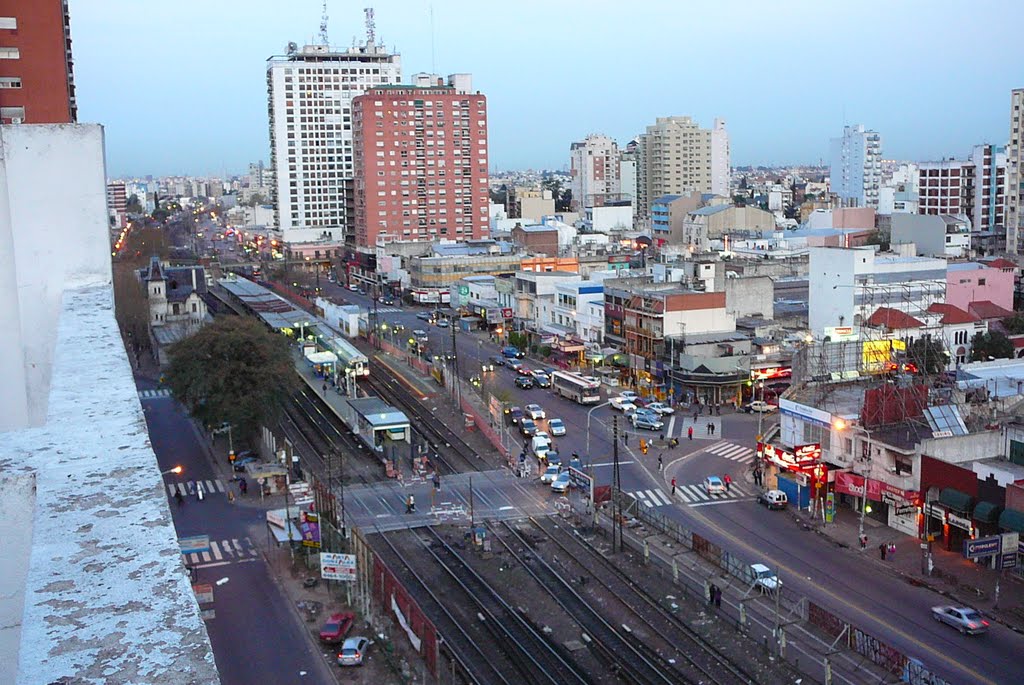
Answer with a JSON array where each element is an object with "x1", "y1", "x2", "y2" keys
[
  {"x1": 931, "y1": 606, "x2": 989, "y2": 635},
  {"x1": 338, "y1": 636, "x2": 371, "y2": 666}
]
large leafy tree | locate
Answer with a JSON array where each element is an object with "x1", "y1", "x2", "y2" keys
[
  {"x1": 970, "y1": 330, "x2": 1014, "y2": 362},
  {"x1": 1003, "y1": 313, "x2": 1024, "y2": 335},
  {"x1": 165, "y1": 316, "x2": 297, "y2": 437},
  {"x1": 906, "y1": 337, "x2": 948, "y2": 375}
]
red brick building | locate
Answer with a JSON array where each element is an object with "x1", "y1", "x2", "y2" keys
[
  {"x1": 0, "y1": 0, "x2": 77, "y2": 124},
  {"x1": 352, "y1": 81, "x2": 489, "y2": 247}
]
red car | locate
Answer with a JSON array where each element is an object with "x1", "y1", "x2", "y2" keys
[{"x1": 319, "y1": 612, "x2": 355, "y2": 643}]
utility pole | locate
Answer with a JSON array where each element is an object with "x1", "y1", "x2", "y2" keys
[
  {"x1": 612, "y1": 414, "x2": 622, "y2": 553},
  {"x1": 450, "y1": 314, "x2": 461, "y2": 408}
]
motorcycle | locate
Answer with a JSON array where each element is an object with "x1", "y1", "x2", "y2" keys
[{"x1": 195, "y1": 482, "x2": 204, "y2": 501}]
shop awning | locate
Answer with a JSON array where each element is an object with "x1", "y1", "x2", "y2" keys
[
  {"x1": 939, "y1": 488, "x2": 973, "y2": 513},
  {"x1": 972, "y1": 501, "x2": 1002, "y2": 523},
  {"x1": 998, "y1": 508, "x2": 1024, "y2": 534}
]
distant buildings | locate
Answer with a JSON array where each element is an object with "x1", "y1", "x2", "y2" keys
[
  {"x1": 106, "y1": 181, "x2": 127, "y2": 229},
  {"x1": 266, "y1": 38, "x2": 402, "y2": 249},
  {"x1": 352, "y1": 77, "x2": 489, "y2": 247},
  {"x1": 569, "y1": 134, "x2": 623, "y2": 211},
  {"x1": 1005, "y1": 88, "x2": 1024, "y2": 254},
  {"x1": 0, "y1": 0, "x2": 77, "y2": 124},
  {"x1": 829, "y1": 125, "x2": 882, "y2": 209},
  {"x1": 636, "y1": 116, "x2": 730, "y2": 226}
]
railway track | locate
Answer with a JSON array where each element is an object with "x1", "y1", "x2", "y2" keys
[
  {"x1": 529, "y1": 517, "x2": 757, "y2": 685},
  {"x1": 490, "y1": 520, "x2": 678, "y2": 685},
  {"x1": 421, "y1": 526, "x2": 591, "y2": 685},
  {"x1": 362, "y1": 361, "x2": 482, "y2": 474},
  {"x1": 373, "y1": 529, "x2": 516, "y2": 685}
]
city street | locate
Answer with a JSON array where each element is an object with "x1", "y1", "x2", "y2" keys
[{"x1": 139, "y1": 379, "x2": 336, "y2": 685}]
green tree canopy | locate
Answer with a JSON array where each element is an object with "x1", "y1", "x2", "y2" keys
[
  {"x1": 1003, "y1": 313, "x2": 1024, "y2": 335},
  {"x1": 970, "y1": 330, "x2": 1014, "y2": 362},
  {"x1": 906, "y1": 336, "x2": 948, "y2": 375},
  {"x1": 165, "y1": 316, "x2": 297, "y2": 438}
]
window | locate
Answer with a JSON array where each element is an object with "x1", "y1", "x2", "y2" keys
[
  {"x1": 0, "y1": 76, "x2": 20, "y2": 88},
  {"x1": 978, "y1": 278, "x2": 986, "y2": 286}
]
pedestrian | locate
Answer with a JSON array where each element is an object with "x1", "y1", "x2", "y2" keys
[
  {"x1": 671, "y1": 477, "x2": 677, "y2": 496},
  {"x1": 688, "y1": 426, "x2": 694, "y2": 441},
  {"x1": 859, "y1": 534, "x2": 868, "y2": 550},
  {"x1": 708, "y1": 583, "x2": 717, "y2": 606},
  {"x1": 239, "y1": 478, "x2": 247, "y2": 496},
  {"x1": 724, "y1": 474, "x2": 732, "y2": 492},
  {"x1": 622, "y1": 432, "x2": 628, "y2": 446},
  {"x1": 670, "y1": 437, "x2": 679, "y2": 449},
  {"x1": 888, "y1": 543, "x2": 896, "y2": 559},
  {"x1": 658, "y1": 455, "x2": 663, "y2": 471},
  {"x1": 711, "y1": 422, "x2": 716, "y2": 435},
  {"x1": 713, "y1": 585, "x2": 722, "y2": 608},
  {"x1": 879, "y1": 543, "x2": 887, "y2": 561},
  {"x1": 753, "y1": 469, "x2": 761, "y2": 486},
  {"x1": 707, "y1": 422, "x2": 713, "y2": 435},
  {"x1": 321, "y1": 382, "x2": 327, "y2": 395},
  {"x1": 693, "y1": 410, "x2": 699, "y2": 422},
  {"x1": 716, "y1": 403, "x2": 721, "y2": 416}
]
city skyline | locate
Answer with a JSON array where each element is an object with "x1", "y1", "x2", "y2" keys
[{"x1": 72, "y1": 0, "x2": 1024, "y2": 177}]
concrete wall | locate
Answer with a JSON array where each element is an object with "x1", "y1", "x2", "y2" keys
[
  {"x1": 725, "y1": 276, "x2": 774, "y2": 318},
  {"x1": 946, "y1": 265, "x2": 1015, "y2": 311},
  {"x1": 919, "y1": 431, "x2": 1004, "y2": 466},
  {"x1": 0, "y1": 124, "x2": 111, "y2": 430},
  {"x1": 809, "y1": 247, "x2": 857, "y2": 334},
  {"x1": 891, "y1": 214, "x2": 945, "y2": 258}
]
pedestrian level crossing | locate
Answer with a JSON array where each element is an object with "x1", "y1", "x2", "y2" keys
[
  {"x1": 167, "y1": 480, "x2": 230, "y2": 496},
  {"x1": 138, "y1": 388, "x2": 172, "y2": 399},
  {"x1": 183, "y1": 537, "x2": 259, "y2": 566},
  {"x1": 628, "y1": 482, "x2": 755, "y2": 508},
  {"x1": 703, "y1": 441, "x2": 755, "y2": 464}
]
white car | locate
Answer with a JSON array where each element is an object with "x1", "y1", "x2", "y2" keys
[
  {"x1": 551, "y1": 471, "x2": 571, "y2": 493},
  {"x1": 540, "y1": 465, "x2": 560, "y2": 484},
  {"x1": 609, "y1": 397, "x2": 637, "y2": 413},
  {"x1": 750, "y1": 564, "x2": 781, "y2": 593},
  {"x1": 618, "y1": 391, "x2": 639, "y2": 402},
  {"x1": 548, "y1": 418, "x2": 566, "y2": 436},
  {"x1": 645, "y1": 402, "x2": 674, "y2": 415},
  {"x1": 525, "y1": 404, "x2": 546, "y2": 420},
  {"x1": 704, "y1": 476, "x2": 726, "y2": 495}
]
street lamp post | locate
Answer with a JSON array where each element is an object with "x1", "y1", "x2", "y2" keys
[{"x1": 585, "y1": 400, "x2": 612, "y2": 459}]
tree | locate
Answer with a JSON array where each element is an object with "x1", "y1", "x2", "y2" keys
[
  {"x1": 126, "y1": 194, "x2": 144, "y2": 214},
  {"x1": 970, "y1": 330, "x2": 1014, "y2": 362},
  {"x1": 732, "y1": 194, "x2": 747, "y2": 207},
  {"x1": 164, "y1": 316, "x2": 297, "y2": 438},
  {"x1": 906, "y1": 337, "x2": 948, "y2": 375},
  {"x1": 865, "y1": 229, "x2": 890, "y2": 252},
  {"x1": 508, "y1": 331, "x2": 528, "y2": 351},
  {"x1": 1003, "y1": 313, "x2": 1024, "y2": 335},
  {"x1": 113, "y1": 264, "x2": 152, "y2": 364}
]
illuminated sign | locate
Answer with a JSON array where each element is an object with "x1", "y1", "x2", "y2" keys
[
  {"x1": 760, "y1": 442, "x2": 821, "y2": 469},
  {"x1": 862, "y1": 340, "x2": 893, "y2": 374},
  {"x1": 752, "y1": 366, "x2": 792, "y2": 381},
  {"x1": 824, "y1": 326, "x2": 860, "y2": 342}
]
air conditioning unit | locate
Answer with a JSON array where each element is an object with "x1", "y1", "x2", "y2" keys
[{"x1": 11, "y1": 117, "x2": 22, "y2": 124}]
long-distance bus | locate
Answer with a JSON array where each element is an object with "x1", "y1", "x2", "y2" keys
[
  {"x1": 328, "y1": 337, "x2": 369, "y2": 378},
  {"x1": 551, "y1": 370, "x2": 602, "y2": 404}
]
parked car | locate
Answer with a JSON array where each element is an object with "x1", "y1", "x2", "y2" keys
[
  {"x1": 506, "y1": 406, "x2": 523, "y2": 425},
  {"x1": 743, "y1": 400, "x2": 778, "y2": 414},
  {"x1": 757, "y1": 489, "x2": 788, "y2": 510},
  {"x1": 502, "y1": 345, "x2": 524, "y2": 359},
  {"x1": 548, "y1": 418, "x2": 566, "y2": 436},
  {"x1": 515, "y1": 376, "x2": 535, "y2": 390},
  {"x1": 540, "y1": 465, "x2": 561, "y2": 484},
  {"x1": 551, "y1": 471, "x2": 572, "y2": 493},
  {"x1": 337, "y1": 636, "x2": 372, "y2": 666},
  {"x1": 232, "y1": 456, "x2": 259, "y2": 472},
  {"x1": 525, "y1": 404, "x2": 546, "y2": 420},
  {"x1": 631, "y1": 413, "x2": 664, "y2": 431},
  {"x1": 750, "y1": 563, "x2": 782, "y2": 593},
  {"x1": 519, "y1": 418, "x2": 538, "y2": 437},
  {"x1": 490, "y1": 355, "x2": 506, "y2": 367},
  {"x1": 645, "y1": 402, "x2": 674, "y2": 415},
  {"x1": 931, "y1": 606, "x2": 990, "y2": 635},
  {"x1": 319, "y1": 612, "x2": 355, "y2": 644},
  {"x1": 704, "y1": 476, "x2": 726, "y2": 495},
  {"x1": 533, "y1": 372, "x2": 551, "y2": 388}
]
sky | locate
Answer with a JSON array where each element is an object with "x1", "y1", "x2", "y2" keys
[{"x1": 71, "y1": 0, "x2": 1024, "y2": 178}]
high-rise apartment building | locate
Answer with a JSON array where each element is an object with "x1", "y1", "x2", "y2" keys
[
  {"x1": 917, "y1": 158, "x2": 972, "y2": 218},
  {"x1": 829, "y1": 125, "x2": 882, "y2": 209},
  {"x1": 351, "y1": 79, "x2": 489, "y2": 247},
  {"x1": 106, "y1": 181, "x2": 127, "y2": 229},
  {"x1": 569, "y1": 134, "x2": 621, "y2": 211},
  {"x1": 969, "y1": 143, "x2": 1006, "y2": 233},
  {"x1": 266, "y1": 39, "x2": 401, "y2": 248},
  {"x1": 1006, "y1": 88, "x2": 1024, "y2": 254},
  {"x1": 635, "y1": 116, "x2": 730, "y2": 227},
  {"x1": 0, "y1": 0, "x2": 77, "y2": 123}
]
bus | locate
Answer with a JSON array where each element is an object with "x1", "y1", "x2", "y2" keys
[
  {"x1": 328, "y1": 337, "x2": 369, "y2": 378},
  {"x1": 551, "y1": 371, "x2": 602, "y2": 404}
]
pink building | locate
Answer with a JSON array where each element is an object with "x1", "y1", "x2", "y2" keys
[{"x1": 945, "y1": 262, "x2": 1015, "y2": 311}]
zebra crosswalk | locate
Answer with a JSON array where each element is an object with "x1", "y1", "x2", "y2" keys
[
  {"x1": 375, "y1": 307, "x2": 402, "y2": 314},
  {"x1": 703, "y1": 441, "x2": 755, "y2": 463},
  {"x1": 167, "y1": 480, "x2": 229, "y2": 497},
  {"x1": 138, "y1": 388, "x2": 172, "y2": 399},
  {"x1": 628, "y1": 481, "x2": 755, "y2": 508},
  {"x1": 628, "y1": 488, "x2": 674, "y2": 507},
  {"x1": 183, "y1": 536, "x2": 260, "y2": 567}
]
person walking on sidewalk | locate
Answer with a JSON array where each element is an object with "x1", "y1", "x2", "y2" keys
[
  {"x1": 713, "y1": 585, "x2": 722, "y2": 608},
  {"x1": 688, "y1": 426, "x2": 694, "y2": 440},
  {"x1": 658, "y1": 455, "x2": 663, "y2": 471},
  {"x1": 708, "y1": 583, "x2": 717, "y2": 607},
  {"x1": 671, "y1": 477, "x2": 677, "y2": 496},
  {"x1": 859, "y1": 534, "x2": 868, "y2": 550},
  {"x1": 879, "y1": 543, "x2": 887, "y2": 560}
]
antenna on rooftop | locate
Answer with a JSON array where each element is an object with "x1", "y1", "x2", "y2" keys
[
  {"x1": 319, "y1": 0, "x2": 329, "y2": 45},
  {"x1": 364, "y1": 7, "x2": 376, "y2": 45}
]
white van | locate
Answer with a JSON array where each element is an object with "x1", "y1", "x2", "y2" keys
[{"x1": 531, "y1": 434, "x2": 552, "y2": 460}]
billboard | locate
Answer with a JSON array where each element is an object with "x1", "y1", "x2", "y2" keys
[
  {"x1": 862, "y1": 340, "x2": 893, "y2": 374},
  {"x1": 824, "y1": 326, "x2": 859, "y2": 342},
  {"x1": 321, "y1": 552, "x2": 357, "y2": 581}
]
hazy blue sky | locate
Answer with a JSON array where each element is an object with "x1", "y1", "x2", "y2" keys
[{"x1": 72, "y1": 0, "x2": 1024, "y2": 177}]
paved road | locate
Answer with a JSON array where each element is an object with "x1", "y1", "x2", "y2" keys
[{"x1": 139, "y1": 381, "x2": 336, "y2": 685}]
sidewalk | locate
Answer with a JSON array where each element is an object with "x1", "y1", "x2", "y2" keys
[{"x1": 793, "y1": 503, "x2": 1024, "y2": 634}]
